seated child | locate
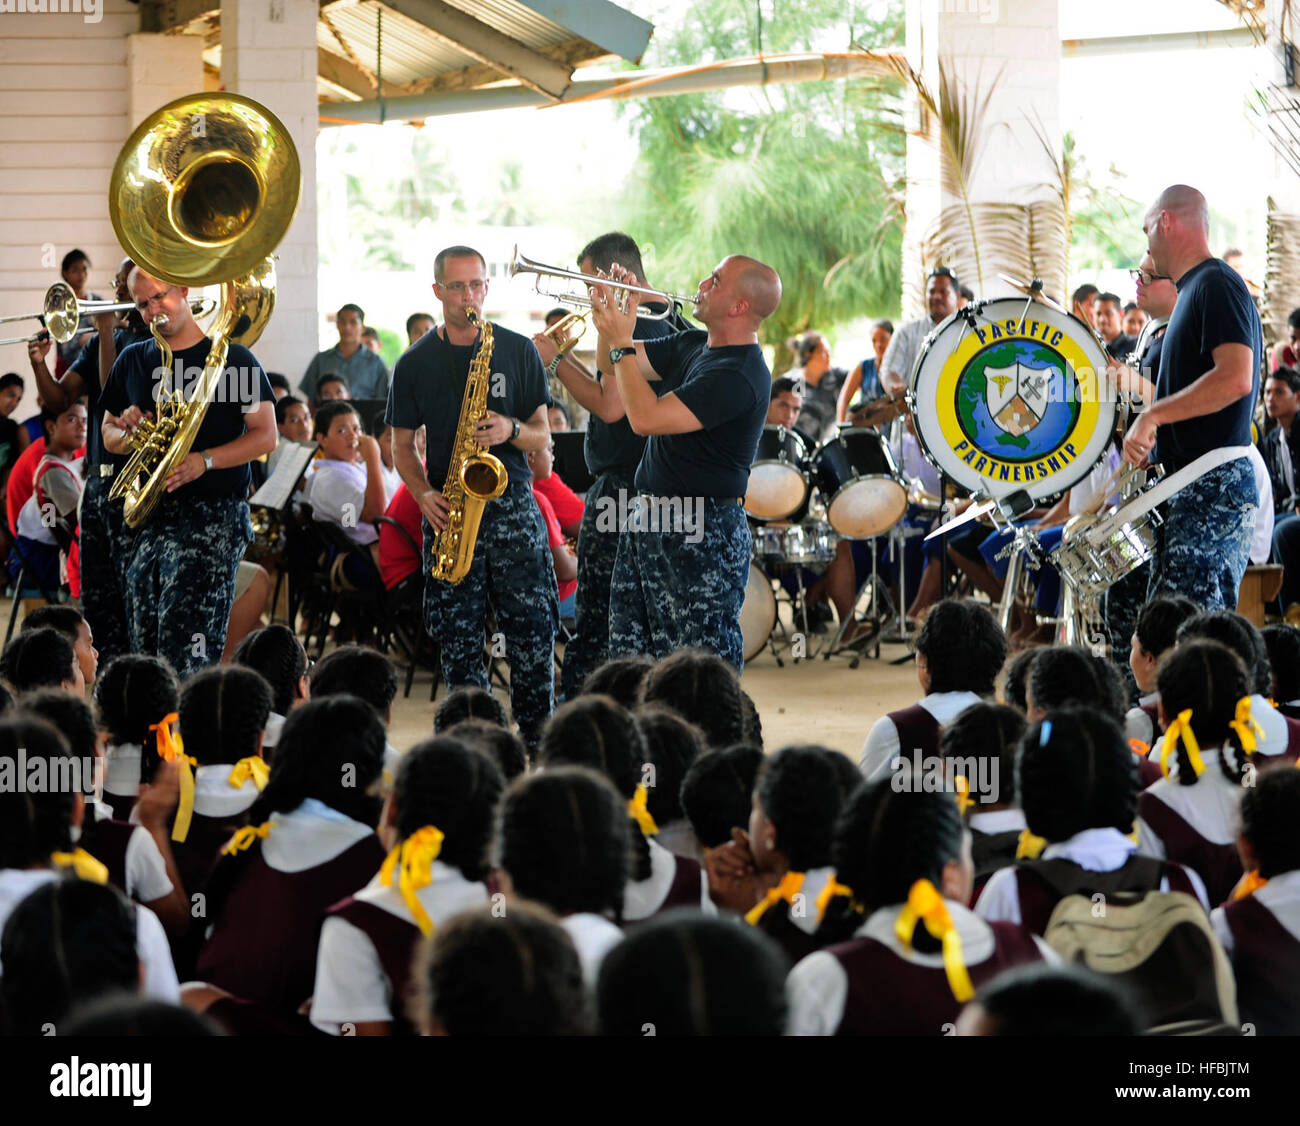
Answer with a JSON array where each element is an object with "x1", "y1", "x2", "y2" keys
[{"x1": 303, "y1": 401, "x2": 387, "y2": 569}]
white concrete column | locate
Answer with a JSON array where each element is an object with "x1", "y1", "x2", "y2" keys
[
  {"x1": 127, "y1": 33, "x2": 204, "y2": 129},
  {"x1": 221, "y1": 0, "x2": 319, "y2": 380},
  {"x1": 902, "y1": 0, "x2": 1061, "y2": 317}
]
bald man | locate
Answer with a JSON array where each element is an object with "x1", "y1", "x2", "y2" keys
[
  {"x1": 589, "y1": 254, "x2": 782, "y2": 667},
  {"x1": 1123, "y1": 184, "x2": 1262, "y2": 610}
]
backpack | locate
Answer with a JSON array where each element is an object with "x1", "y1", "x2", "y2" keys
[{"x1": 1028, "y1": 857, "x2": 1239, "y2": 1035}]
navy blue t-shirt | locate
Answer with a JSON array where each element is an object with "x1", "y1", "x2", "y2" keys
[
  {"x1": 1154, "y1": 258, "x2": 1261, "y2": 472},
  {"x1": 636, "y1": 330, "x2": 770, "y2": 498},
  {"x1": 386, "y1": 322, "x2": 549, "y2": 488},
  {"x1": 99, "y1": 337, "x2": 274, "y2": 501},
  {"x1": 70, "y1": 324, "x2": 151, "y2": 469},
  {"x1": 584, "y1": 310, "x2": 683, "y2": 479}
]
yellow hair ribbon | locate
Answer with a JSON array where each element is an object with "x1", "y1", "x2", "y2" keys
[
  {"x1": 1231, "y1": 870, "x2": 1267, "y2": 900},
  {"x1": 1160, "y1": 709, "x2": 1205, "y2": 780},
  {"x1": 149, "y1": 712, "x2": 181, "y2": 762},
  {"x1": 1015, "y1": 829, "x2": 1047, "y2": 860},
  {"x1": 627, "y1": 784, "x2": 659, "y2": 837},
  {"x1": 148, "y1": 713, "x2": 197, "y2": 843},
  {"x1": 744, "y1": 870, "x2": 805, "y2": 925},
  {"x1": 221, "y1": 821, "x2": 273, "y2": 855},
  {"x1": 1228, "y1": 697, "x2": 1263, "y2": 756},
  {"x1": 953, "y1": 774, "x2": 973, "y2": 816},
  {"x1": 894, "y1": 879, "x2": 975, "y2": 1002},
  {"x1": 50, "y1": 848, "x2": 109, "y2": 884},
  {"x1": 815, "y1": 876, "x2": 860, "y2": 924},
  {"x1": 1129, "y1": 737, "x2": 1150, "y2": 758},
  {"x1": 378, "y1": 825, "x2": 445, "y2": 936},
  {"x1": 227, "y1": 756, "x2": 269, "y2": 792}
]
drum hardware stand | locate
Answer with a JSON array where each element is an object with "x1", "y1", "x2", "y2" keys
[
  {"x1": 821, "y1": 535, "x2": 893, "y2": 667},
  {"x1": 768, "y1": 564, "x2": 818, "y2": 665}
]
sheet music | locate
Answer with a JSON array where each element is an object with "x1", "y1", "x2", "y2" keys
[{"x1": 250, "y1": 442, "x2": 316, "y2": 511}]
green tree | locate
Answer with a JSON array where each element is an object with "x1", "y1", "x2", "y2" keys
[{"x1": 616, "y1": 0, "x2": 908, "y2": 368}]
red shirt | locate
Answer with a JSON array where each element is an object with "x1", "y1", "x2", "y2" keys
[
  {"x1": 378, "y1": 484, "x2": 423, "y2": 590},
  {"x1": 7, "y1": 436, "x2": 46, "y2": 536},
  {"x1": 533, "y1": 471, "x2": 584, "y2": 534},
  {"x1": 534, "y1": 489, "x2": 576, "y2": 603}
]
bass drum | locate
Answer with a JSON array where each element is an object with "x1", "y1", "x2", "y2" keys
[
  {"x1": 908, "y1": 297, "x2": 1115, "y2": 502},
  {"x1": 813, "y1": 428, "x2": 908, "y2": 538},
  {"x1": 740, "y1": 562, "x2": 776, "y2": 662},
  {"x1": 745, "y1": 425, "x2": 814, "y2": 520}
]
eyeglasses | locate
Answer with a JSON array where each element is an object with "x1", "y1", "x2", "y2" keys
[
  {"x1": 440, "y1": 280, "x2": 487, "y2": 295},
  {"x1": 1128, "y1": 269, "x2": 1171, "y2": 286},
  {"x1": 134, "y1": 286, "x2": 178, "y2": 312}
]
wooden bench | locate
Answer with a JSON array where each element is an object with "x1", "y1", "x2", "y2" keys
[{"x1": 1238, "y1": 564, "x2": 1284, "y2": 627}]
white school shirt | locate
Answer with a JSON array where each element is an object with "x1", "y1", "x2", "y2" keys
[
  {"x1": 303, "y1": 459, "x2": 378, "y2": 546},
  {"x1": 0, "y1": 868, "x2": 179, "y2": 1002},
  {"x1": 1067, "y1": 446, "x2": 1122, "y2": 516},
  {"x1": 1148, "y1": 694, "x2": 1288, "y2": 763},
  {"x1": 381, "y1": 463, "x2": 401, "y2": 507},
  {"x1": 968, "y1": 807, "x2": 1027, "y2": 835},
  {"x1": 976, "y1": 826, "x2": 1211, "y2": 924},
  {"x1": 560, "y1": 913, "x2": 625, "y2": 988},
  {"x1": 103, "y1": 741, "x2": 143, "y2": 805},
  {"x1": 785, "y1": 899, "x2": 1057, "y2": 1036},
  {"x1": 89, "y1": 801, "x2": 173, "y2": 904},
  {"x1": 16, "y1": 454, "x2": 84, "y2": 544},
  {"x1": 263, "y1": 711, "x2": 286, "y2": 752},
  {"x1": 858, "y1": 691, "x2": 983, "y2": 780},
  {"x1": 1125, "y1": 692, "x2": 1160, "y2": 749},
  {"x1": 260, "y1": 799, "x2": 378, "y2": 872},
  {"x1": 311, "y1": 860, "x2": 488, "y2": 1033},
  {"x1": 622, "y1": 837, "x2": 715, "y2": 921},
  {"x1": 191, "y1": 764, "x2": 261, "y2": 820},
  {"x1": 1212, "y1": 869, "x2": 1300, "y2": 955},
  {"x1": 1136, "y1": 748, "x2": 1242, "y2": 858}
]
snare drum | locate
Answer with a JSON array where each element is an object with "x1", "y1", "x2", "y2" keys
[
  {"x1": 751, "y1": 524, "x2": 787, "y2": 559},
  {"x1": 1050, "y1": 505, "x2": 1163, "y2": 600},
  {"x1": 740, "y1": 563, "x2": 777, "y2": 662},
  {"x1": 813, "y1": 428, "x2": 908, "y2": 538},
  {"x1": 745, "y1": 425, "x2": 814, "y2": 520},
  {"x1": 782, "y1": 520, "x2": 839, "y2": 565}
]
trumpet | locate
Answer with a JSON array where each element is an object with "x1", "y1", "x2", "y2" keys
[
  {"x1": 510, "y1": 246, "x2": 696, "y2": 325},
  {"x1": 0, "y1": 282, "x2": 213, "y2": 348}
]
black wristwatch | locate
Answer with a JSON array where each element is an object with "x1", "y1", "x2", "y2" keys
[
  {"x1": 609, "y1": 345, "x2": 636, "y2": 365},
  {"x1": 510, "y1": 419, "x2": 521, "y2": 441}
]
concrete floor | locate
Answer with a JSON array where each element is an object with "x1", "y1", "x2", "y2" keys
[{"x1": 388, "y1": 639, "x2": 924, "y2": 760}]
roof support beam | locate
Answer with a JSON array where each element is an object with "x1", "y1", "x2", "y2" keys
[{"x1": 141, "y1": 0, "x2": 220, "y2": 33}]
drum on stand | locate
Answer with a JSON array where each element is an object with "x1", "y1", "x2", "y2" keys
[
  {"x1": 740, "y1": 562, "x2": 777, "y2": 662},
  {"x1": 780, "y1": 520, "x2": 839, "y2": 566},
  {"x1": 745, "y1": 425, "x2": 814, "y2": 520},
  {"x1": 813, "y1": 427, "x2": 908, "y2": 538}
]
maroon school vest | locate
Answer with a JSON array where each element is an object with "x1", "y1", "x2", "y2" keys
[
  {"x1": 1277, "y1": 704, "x2": 1300, "y2": 722},
  {"x1": 85, "y1": 818, "x2": 135, "y2": 898},
  {"x1": 1223, "y1": 894, "x2": 1300, "y2": 1035},
  {"x1": 173, "y1": 811, "x2": 248, "y2": 901},
  {"x1": 889, "y1": 705, "x2": 942, "y2": 761},
  {"x1": 1012, "y1": 856, "x2": 1199, "y2": 936},
  {"x1": 1283, "y1": 718, "x2": 1300, "y2": 764},
  {"x1": 1138, "y1": 791, "x2": 1242, "y2": 908},
  {"x1": 195, "y1": 835, "x2": 385, "y2": 1014},
  {"x1": 756, "y1": 905, "x2": 823, "y2": 969},
  {"x1": 326, "y1": 897, "x2": 423, "y2": 1035},
  {"x1": 831, "y1": 923, "x2": 1042, "y2": 1035},
  {"x1": 101, "y1": 791, "x2": 137, "y2": 822},
  {"x1": 661, "y1": 855, "x2": 704, "y2": 911}
]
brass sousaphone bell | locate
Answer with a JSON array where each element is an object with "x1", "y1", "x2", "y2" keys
[{"x1": 107, "y1": 92, "x2": 300, "y2": 528}]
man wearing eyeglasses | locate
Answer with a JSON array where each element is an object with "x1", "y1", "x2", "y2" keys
[
  {"x1": 99, "y1": 267, "x2": 278, "y2": 676},
  {"x1": 387, "y1": 245, "x2": 556, "y2": 752},
  {"x1": 1122, "y1": 184, "x2": 1262, "y2": 611},
  {"x1": 300, "y1": 303, "x2": 390, "y2": 404}
]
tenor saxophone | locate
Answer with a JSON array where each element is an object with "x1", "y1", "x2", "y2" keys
[{"x1": 430, "y1": 309, "x2": 508, "y2": 583}]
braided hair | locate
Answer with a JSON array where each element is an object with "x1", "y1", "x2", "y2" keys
[
  {"x1": 0, "y1": 627, "x2": 78, "y2": 694},
  {"x1": 233, "y1": 625, "x2": 307, "y2": 717},
  {"x1": 1239, "y1": 767, "x2": 1300, "y2": 879},
  {"x1": 816, "y1": 780, "x2": 965, "y2": 945},
  {"x1": 19, "y1": 692, "x2": 103, "y2": 855},
  {"x1": 597, "y1": 909, "x2": 788, "y2": 1036},
  {"x1": 634, "y1": 705, "x2": 705, "y2": 828},
  {"x1": 1017, "y1": 706, "x2": 1137, "y2": 841},
  {"x1": 680, "y1": 744, "x2": 764, "y2": 850},
  {"x1": 310, "y1": 645, "x2": 398, "y2": 719},
  {"x1": 0, "y1": 880, "x2": 139, "y2": 1035},
  {"x1": 1026, "y1": 646, "x2": 1126, "y2": 721},
  {"x1": 442, "y1": 719, "x2": 527, "y2": 781},
  {"x1": 538, "y1": 695, "x2": 651, "y2": 880},
  {"x1": 1260, "y1": 625, "x2": 1300, "y2": 705},
  {"x1": 916, "y1": 599, "x2": 1007, "y2": 696},
  {"x1": 755, "y1": 745, "x2": 857, "y2": 874},
  {"x1": 94, "y1": 655, "x2": 179, "y2": 786},
  {"x1": 999, "y1": 646, "x2": 1043, "y2": 713},
  {"x1": 433, "y1": 685, "x2": 508, "y2": 732},
  {"x1": 0, "y1": 715, "x2": 77, "y2": 869},
  {"x1": 1156, "y1": 639, "x2": 1253, "y2": 786},
  {"x1": 641, "y1": 648, "x2": 751, "y2": 749},
  {"x1": 201, "y1": 696, "x2": 386, "y2": 928},
  {"x1": 496, "y1": 765, "x2": 630, "y2": 919},
  {"x1": 941, "y1": 702, "x2": 1026, "y2": 807},
  {"x1": 418, "y1": 901, "x2": 591, "y2": 1035},
  {"x1": 179, "y1": 666, "x2": 272, "y2": 767},
  {"x1": 580, "y1": 655, "x2": 654, "y2": 709},
  {"x1": 1133, "y1": 595, "x2": 1200, "y2": 662},
  {"x1": 391, "y1": 735, "x2": 503, "y2": 881},
  {"x1": 1177, "y1": 611, "x2": 1272, "y2": 696}
]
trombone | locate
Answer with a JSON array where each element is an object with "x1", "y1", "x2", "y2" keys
[
  {"x1": 0, "y1": 282, "x2": 212, "y2": 348},
  {"x1": 510, "y1": 245, "x2": 696, "y2": 357}
]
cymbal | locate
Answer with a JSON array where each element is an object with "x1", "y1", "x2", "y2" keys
[
  {"x1": 997, "y1": 274, "x2": 1067, "y2": 314},
  {"x1": 924, "y1": 497, "x2": 997, "y2": 542}
]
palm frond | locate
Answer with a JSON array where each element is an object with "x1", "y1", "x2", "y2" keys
[{"x1": 1264, "y1": 197, "x2": 1300, "y2": 347}]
